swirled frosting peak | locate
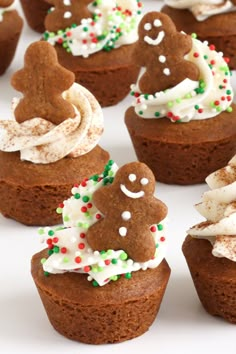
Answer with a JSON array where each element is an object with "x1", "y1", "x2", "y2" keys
[
  {"x1": 165, "y1": 0, "x2": 236, "y2": 21},
  {"x1": 188, "y1": 155, "x2": 236, "y2": 262},
  {"x1": 44, "y1": 0, "x2": 143, "y2": 57},
  {"x1": 131, "y1": 36, "x2": 233, "y2": 122},
  {"x1": 38, "y1": 160, "x2": 168, "y2": 286},
  {"x1": 0, "y1": 83, "x2": 104, "y2": 163}
]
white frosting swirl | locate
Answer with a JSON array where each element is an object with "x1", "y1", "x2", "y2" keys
[
  {"x1": 132, "y1": 37, "x2": 233, "y2": 122},
  {"x1": 39, "y1": 161, "x2": 167, "y2": 286},
  {"x1": 45, "y1": 0, "x2": 142, "y2": 57},
  {"x1": 0, "y1": 83, "x2": 103, "y2": 164},
  {"x1": 188, "y1": 155, "x2": 236, "y2": 262},
  {"x1": 0, "y1": 1, "x2": 15, "y2": 22},
  {"x1": 165, "y1": 0, "x2": 236, "y2": 21}
]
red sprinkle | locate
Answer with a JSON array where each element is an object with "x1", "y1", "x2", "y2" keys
[
  {"x1": 78, "y1": 243, "x2": 85, "y2": 250},
  {"x1": 160, "y1": 237, "x2": 166, "y2": 242},
  {"x1": 150, "y1": 226, "x2": 157, "y2": 232},
  {"x1": 84, "y1": 266, "x2": 91, "y2": 272},
  {"x1": 81, "y1": 206, "x2": 87, "y2": 213},
  {"x1": 80, "y1": 233, "x2": 86, "y2": 238},
  {"x1": 61, "y1": 247, "x2": 67, "y2": 254},
  {"x1": 75, "y1": 256, "x2": 82, "y2": 264},
  {"x1": 105, "y1": 259, "x2": 111, "y2": 265},
  {"x1": 214, "y1": 100, "x2": 220, "y2": 106},
  {"x1": 87, "y1": 203, "x2": 93, "y2": 209},
  {"x1": 193, "y1": 52, "x2": 199, "y2": 58},
  {"x1": 198, "y1": 108, "x2": 203, "y2": 113},
  {"x1": 96, "y1": 213, "x2": 101, "y2": 219},
  {"x1": 58, "y1": 203, "x2": 64, "y2": 208},
  {"x1": 209, "y1": 44, "x2": 215, "y2": 50},
  {"x1": 52, "y1": 237, "x2": 59, "y2": 243}
]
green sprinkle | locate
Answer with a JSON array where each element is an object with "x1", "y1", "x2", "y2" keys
[
  {"x1": 92, "y1": 280, "x2": 99, "y2": 287},
  {"x1": 38, "y1": 228, "x2": 44, "y2": 235},
  {"x1": 41, "y1": 258, "x2": 47, "y2": 264},
  {"x1": 56, "y1": 207, "x2": 63, "y2": 214},
  {"x1": 63, "y1": 215, "x2": 70, "y2": 222},
  {"x1": 48, "y1": 230, "x2": 54, "y2": 236},
  {"x1": 194, "y1": 105, "x2": 199, "y2": 110},
  {"x1": 111, "y1": 258, "x2": 118, "y2": 264},
  {"x1": 167, "y1": 101, "x2": 173, "y2": 108},
  {"x1": 63, "y1": 257, "x2": 69, "y2": 263},
  {"x1": 44, "y1": 271, "x2": 50, "y2": 277},
  {"x1": 125, "y1": 272, "x2": 132, "y2": 279},
  {"x1": 138, "y1": 110, "x2": 143, "y2": 115},
  {"x1": 53, "y1": 246, "x2": 60, "y2": 253},
  {"x1": 156, "y1": 243, "x2": 159, "y2": 248},
  {"x1": 226, "y1": 90, "x2": 231, "y2": 95},
  {"x1": 191, "y1": 33, "x2": 197, "y2": 39},
  {"x1": 155, "y1": 111, "x2": 160, "y2": 117},
  {"x1": 227, "y1": 106, "x2": 233, "y2": 113},
  {"x1": 157, "y1": 224, "x2": 163, "y2": 231},
  {"x1": 120, "y1": 252, "x2": 128, "y2": 261},
  {"x1": 74, "y1": 193, "x2": 80, "y2": 199}
]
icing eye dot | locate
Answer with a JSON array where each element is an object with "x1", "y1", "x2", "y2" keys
[
  {"x1": 129, "y1": 174, "x2": 136, "y2": 182},
  {"x1": 154, "y1": 19, "x2": 162, "y2": 27},
  {"x1": 144, "y1": 23, "x2": 152, "y2": 31},
  {"x1": 140, "y1": 178, "x2": 149, "y2": 185}
]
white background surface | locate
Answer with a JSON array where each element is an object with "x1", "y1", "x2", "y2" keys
[{"x1": 0, "y1": 1, "x2": 235, "y2": 353}]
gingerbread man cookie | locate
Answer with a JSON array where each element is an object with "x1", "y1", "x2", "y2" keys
[
  {"x1": 133, "y1": 12, "x2": 199, "y2": 94},
  {"x1": 45, "y1": 0, "x2": 92, "y2": 33},
  {"x1": 86, "y1": 162, "x2": 167, "y2": 262},
  {"x1": 0, "y1": 0, "x2": 14, "y2": 7},
  {"x1": 11, "y1": 41, "x2": 76, "y2": 125}
]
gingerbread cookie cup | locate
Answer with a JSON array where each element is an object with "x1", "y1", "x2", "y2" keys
[
  {"x1": 182, "y1": 236, "x2": 236, "y2": 323},
  {"x1": 0, "y1": 1, "x2": 23, "y2": 75},
  {"x1": 125, "y1": 12, "x2": 236, "y2": 185},
  {"x1": 125, "y1": 106, "x2": 236, "y2": 185},
  {"x1": 20, "y1": 0, "x2": 52, "y2": 33},
  {"x1": 0, "y1": 41, "x2": 109, "y2": 226},
  {"x1": 183, "y1": 156, "x2": 236, "y2": 323},
  {"x1": 32, "y1": 250, "x2": 170, "y2": 344},
  {"x1": 43, "y1": 0, "x2": 143, "y2": 107},
  {"x1": 31, "y1": 161, "x2": 170, "y2": 343},
  {"x1": 162, "y1": 4, "x2": 236, "y2": 69}
]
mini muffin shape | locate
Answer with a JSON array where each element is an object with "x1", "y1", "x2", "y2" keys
[
  {"x1": 125, "y1": 11, "x2": 236, "y2": 185},
  {"x1": 0, "y1": 41, "x2": 109, "y2": 225},
  {"x1": 0, "y1": 0, "x2": 23, "y2": 75},
  {"x1": 31, "y1": 161, "x2": 171, "y2": 343},
  {"x1": 42, "y1": 0, "x2": 143, "y2": 107},
  {"x1": 20, "y1": 0, "x2": 52, "y2": 33},
  {"x1": 162, "y1": 1, "x2": 236, "y2": 69},
  {"x1": 183, "y1": 155, "x2": 236, "y2": 323}
]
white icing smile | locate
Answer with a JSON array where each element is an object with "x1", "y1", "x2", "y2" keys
[
  {"x1": 120, "y1": 184, "x2": 145, "y2": 199},
  {"x1": 144, "y1": 30, "x2": 165, "y2": 46}
]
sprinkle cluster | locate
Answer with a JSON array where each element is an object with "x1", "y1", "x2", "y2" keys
[
  {"x1": 38, "y1": 160, "x2": 167, "y2": 286},
  {"x1": 44, "y1": 0, "x2": 143, "y2": 57}
]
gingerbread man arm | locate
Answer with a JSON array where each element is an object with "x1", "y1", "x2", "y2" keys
[
  {"x1": 144, "y1": 197, "x2": 168, "y2": 225},
  {"x1": 11, "y1": 69, "x2": 29, "y2": 94},
  {"x1": 92, "y1": 185, "x2": 113, "y2": 215},
  {"x1": 47, "y1": 65, "x2": 75, "y2": 93}
]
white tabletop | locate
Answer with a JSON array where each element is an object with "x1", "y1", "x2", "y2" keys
[{"x1": 0, "y1": 1, "x2": 235, "y2": 353}]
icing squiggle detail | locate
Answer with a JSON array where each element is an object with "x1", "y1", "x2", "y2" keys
[
  {"x1": 131, "y1": 37, "x2": 233, "y2": 122},
  {"x1": 0, "y1": 83, "x2": 103, "y2": 163},
  {"x1": 188, "y1": 155, "x2": 236, "y2": 262},
  {"x1": 120, "y1": 184, "x2": 145, "y2": 198},
  {"x1": 39, "y1": 161, "x2": 167, "y2": 286}
]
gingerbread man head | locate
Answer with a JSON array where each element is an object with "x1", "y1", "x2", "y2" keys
[
  {"x1": 45, "y1": 0, "x2": 92, "y2": 33},
  {"x1": 133, "y1": 12, "x2": 199, "y2": 93},
  {"x1": 86, "y1": 162, "x2": 168, "y2": 262}
]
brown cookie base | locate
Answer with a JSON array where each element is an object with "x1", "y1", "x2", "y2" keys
[
  {"x1": 161, "y1": 6, "x2": 236, "y2": 69},
  {"x1": 0, "y1": 11, "x2": 23, "y2": 75},
  {"x1": 20, "y1": 0, "x2": 51, "y2": 33},
  {"x1": 125, "y1": 105, "x2": 236, "y2": 185},
  {"x1": 31, "y1": 249, "x2": 171, "y2": 344},
  {"x1": 0, "y1": 146, "x2": 109, "y2": 226},
  {"x1": 182, "y1": 236, "x2": 236, "y2": 323},
  {"x1": 54, "y1": 44, "x2": 140, "y2": 107}
]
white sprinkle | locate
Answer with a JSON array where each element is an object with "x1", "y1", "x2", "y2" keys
[
  {"x1": 144, "y1": 23, "x2": 152, "y2": 31},
  {"x1": 87, "y1": 276, "x2": 92, "y2": 281},
  {"x1": 119, "y1": 227, "x2": 127, "y2": 237},
  {"x1": 163, "y1": 68, "x2": 170, "y2": 76},
  {"x1": 94, "y1": 250, "x2": 100, "y2": 256},
  {"x1": 63, "y1": 0, "x2": 71, "y2": 5},
  {"x1": 159, "y1": 55, "x2": 166, "y2": 63}
]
